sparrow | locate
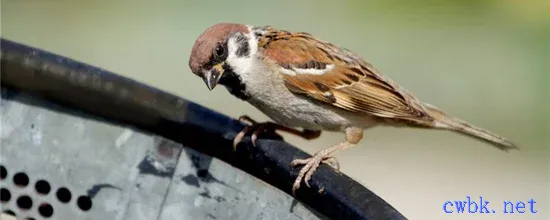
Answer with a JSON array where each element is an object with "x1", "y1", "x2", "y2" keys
[{"x1": 188, "y1": 23, "x2": 518, "y2": 195}]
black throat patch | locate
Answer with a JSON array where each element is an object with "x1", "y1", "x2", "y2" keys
[{"x1": 218, "y1": 63, "x2": 250, "y2": 101}]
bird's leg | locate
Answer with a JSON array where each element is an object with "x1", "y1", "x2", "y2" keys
[
  {"x1": 232, "y1": 115, "x2": 322, "y2": 150},
  {"x1": 290, "y1": 127, "x2": 363, "y2": 195}
]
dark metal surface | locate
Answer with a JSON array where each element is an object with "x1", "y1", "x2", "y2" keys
[{"x1": 1, "y1": 38, "x2": 407, "y2": 220}]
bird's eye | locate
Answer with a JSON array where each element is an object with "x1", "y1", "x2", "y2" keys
[{"x1": 214, "y1": 44, "x2": 226, "y2": 58}]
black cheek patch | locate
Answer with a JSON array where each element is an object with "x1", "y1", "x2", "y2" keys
[
  {"x1": 233, "y1": 34, "x2": 250, "y2": 58},
  {"x1": 235, "y1": 43, "x2": 250, "y2": 57}
]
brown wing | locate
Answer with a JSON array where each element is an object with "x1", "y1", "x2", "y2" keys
[{"x1": 258, "y1": 29, "x2": 432, "y2": 123}]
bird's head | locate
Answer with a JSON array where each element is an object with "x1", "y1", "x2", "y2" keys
[{"x1": 189, "y1": 23, "x2": 253, "y2": 91}]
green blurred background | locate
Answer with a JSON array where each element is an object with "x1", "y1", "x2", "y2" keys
[{"x1": 1, "y1": 0, "x2": 548, "y2": 219}]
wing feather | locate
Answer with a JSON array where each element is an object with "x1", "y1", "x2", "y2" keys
[{"x1": 258, "y1": 28, "x2": 433, "y2": 123}]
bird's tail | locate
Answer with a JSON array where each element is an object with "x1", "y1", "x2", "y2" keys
[{"x1": 424, "y1": 104, "x2": 518, "y2": 151}]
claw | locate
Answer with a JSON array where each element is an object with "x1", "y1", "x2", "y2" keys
[
  {"x1": 290, "y1": 150, "x2": 343, "y2": 195},
  {"x1": 304, "y1": 160, "x2": 321, "y2": 188},
  {"x1": 233, "y1": 129, "x2": 247, "y2": 151},
  {"x1": 289, "y1": 129, "x2": 359, "y2": 196},
  {"x1": 250, "y1": 128, "x2": 261, "y2": 147},
  {"x1": 251, "y1": 124, "x2": 270, "y2": 147},
  {"x1": 233, "y1": 115, "x2": 323, "y2": 153},
  {"x1": 233, "y1": 115, "x2": 257, "y2": 150},
  {"x1": 291, "y1": 156, "x2": 320, "y2": 195},
  {"x1": 290, "y1": 158, "x2": 308, "y2": 167},
  {"x1": 233, "y1": 115, "x2": 277, "y2": 149},
  {"x1": 322, "y1": 157, "x2": 340, "y2": 171}
]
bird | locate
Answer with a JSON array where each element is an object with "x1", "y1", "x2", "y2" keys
[{"x1": 188, "y1": 23, "x2": 518, "y2": 195}]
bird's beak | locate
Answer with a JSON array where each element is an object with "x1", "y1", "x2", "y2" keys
[{"x1": 202, "y1": 63, "x2": 225, "y2": 91}]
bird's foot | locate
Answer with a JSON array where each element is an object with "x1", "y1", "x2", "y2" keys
[
  {"x1": 232, "y1": 115, "x2": 322, "y2": 151},
  {"x1": 290, "y1": 152, "x2": 340, "y2": 196},
  {"x1": 289, "y1": 128, "x2": 360, "y2": 196},
  {"x1": 232, "y1": 115, "x2": 272, "y2": 150}
]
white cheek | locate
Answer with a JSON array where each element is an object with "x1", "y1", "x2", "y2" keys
[
  {"x1": 226, "y1": 55, "x2": 250, "y2": 75},
  {"x1": 226, "y1": 34, "x2": 257, "y2": 76}
]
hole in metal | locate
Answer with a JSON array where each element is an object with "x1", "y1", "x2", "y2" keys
[
  {"x1": 26, "y1": 217, "x2": 36, "y2": 220},
  {"x1": 56, "y1": 187, "x2": 71, "y2": 203},
  {"x1": 16, "y1": 195, "x2": 33, "y2": 210},
  {"x1": 0, "y1": 188, "x2": 11, "y2": 202},
  {"x1": 35, "y1": 180, "x2": 51, "y2": 195},
  {"x1": 0, "y1": 165, "x2": 7, "y2": 180},
  {"x1": 13, "y1": 172, "x2": 29, "y2": 187},
  {"x1": 2, "y1": 209, "x2": 16, "y2": 216},
  {"x1": 77, "y1": 196, "x2": 92, "y2": 211},
  {"x1": 38, "y1": 203, "x2": 53, "y2": 218}
]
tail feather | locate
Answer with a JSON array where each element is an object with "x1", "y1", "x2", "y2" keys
[{"x1": 424, "y1": 104, "x2": 518, "y2": 151}]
